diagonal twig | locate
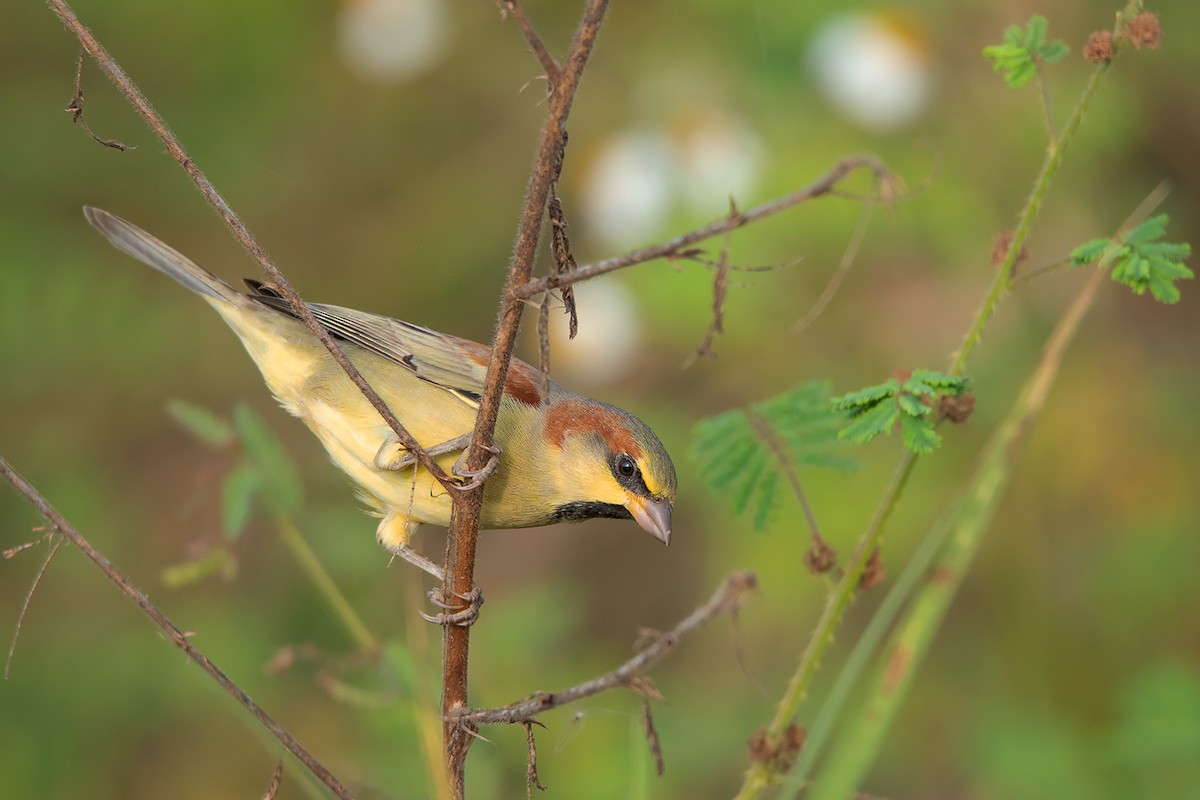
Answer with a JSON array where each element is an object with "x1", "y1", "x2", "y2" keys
[
  {"x1": 792, "y1": 195, "x2": 877, "y2": 335},
  {"x1": 744, "y1": 409, "x2": 835, "y2": 575},
  {"x1": 500, "y1": 0, "x2": 562, "y2": 83},
  {"x1": 516, "y1": 154, "x2": 898, "y2": 299},
  {"x1": 46, "y1": 0, "x2": 454, "y2": 492},
  {"x1": 450, "y1": 571, "x2": 756, "y2": 726},
  {"x1": 0, "y1": 457, "x2": 356, "y2": 800}
]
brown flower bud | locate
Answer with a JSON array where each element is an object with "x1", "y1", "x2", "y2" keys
[
  {"x1": 992, "y1": 229, "x2": 1029, "y2": 267},
  {"x1": 1125, "y1": 12, "x2": 1162, "y2": 50},
  {"x1": 1084, "y1": 31, "x2": 1114, "y2": 63}
]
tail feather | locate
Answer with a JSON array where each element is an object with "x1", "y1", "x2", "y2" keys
[{"x1": 83, "y1": 207, "x2": 239, "y2": 304}]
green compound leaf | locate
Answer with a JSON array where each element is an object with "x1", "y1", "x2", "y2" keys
[
  {"x1": 838, "y1": 402, "x2": 900, "y2": 445},
  {"x1": 833, "y1": 370, "x2": 970, "y2": 454},
  {"x1": 983, "y1": 15, "x2": 1067, "y2": 88},
  {"x1": 1070, "y1": 214, "x2": 1194, "y2": 304},
  {"x1": 691, "y1": 382, "x2": 853, "y2": 532},
  {"x1": 900, "y1": 413, "x2": 942, "y2": 454}
]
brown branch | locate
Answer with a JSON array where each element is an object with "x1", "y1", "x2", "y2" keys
[
  {"x1": 516, "y1": 154, "x2": 898, "y2": 299},
  {"x1": 0, "y1": 457, "x2": 356, "y2": 800},
  {"x1": 500, "y1": 0, "x2": 562, "y2": 83},
  {"x1": 440, "y1": 1, "x2": 610, "y2": 793},
  {"x1": 46, "y1": 0, "x2": 455, "y2": 492},
  {"x1": 451, "y1": 570, "x2": 756, "y2": 726}
]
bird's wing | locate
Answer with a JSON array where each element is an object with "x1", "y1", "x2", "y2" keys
[{"x1": 246, "y1": 281, "x2": 544, "y2": 409}]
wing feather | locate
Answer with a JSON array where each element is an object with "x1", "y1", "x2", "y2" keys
[{"x1": 247, "y1": 285, "x2": 543, "y2": 408}]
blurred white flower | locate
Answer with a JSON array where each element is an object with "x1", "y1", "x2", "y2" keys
[
  {"x1": 337, "y1": 0, "x2": 449, "y2": 82},
  {"x1": 674, "y1": 109, "x2": 764, "y2": 217},
  {"x1": 581, "y1": 130, "x2": 676, "y2": 251},
  {"x1": 545, "y1": 278, "x2": 641, "y2": 387},
  {"x1": 808, "y1": 11, "x2": 931, "y2": 130}
]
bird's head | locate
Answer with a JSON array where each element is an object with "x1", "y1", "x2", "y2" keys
[{"x1": 543, "y1": 396, "x2": 677, "y2": 545}]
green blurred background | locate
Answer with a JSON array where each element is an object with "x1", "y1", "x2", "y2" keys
[{"x1": 2, "y1": 1, "x2": 1199, "y2": 798}]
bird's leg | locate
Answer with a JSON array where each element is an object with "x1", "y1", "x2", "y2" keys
[
  {"x1": 377, "y1": 513, "x2": 484, "y2": 626},
  {"x1": 388, "y1": 544, "x2": 445, "y2": 581},
  {"x1": 374, "y1": 432, "x2": 472, "y2": 472},
  {"x1": 450, "y1": 441, "x2": 502, "y2": 491}
]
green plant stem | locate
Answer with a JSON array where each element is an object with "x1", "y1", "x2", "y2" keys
[
  {"x1": 273, "y1": 513, "x2": 379, "y2": 654},
  {"x1": 949, "y1": 59, "x2": 1110, "y2": 377},
  {"x1": 739, "y1": 27, "x2": 1125, "y2": 800},
  {"x1": 1034, "y1": 72, "x2": 1057, "y2": 147},
  {"x1": 733, "y1": 451, "x2": 919, "y2": 800},
  {"x1": 785, "y1": 481, "x2": 958, "y2": 792},
  {"x1": 808, "y1": 265, "x2": 1106, "y2": 800}
]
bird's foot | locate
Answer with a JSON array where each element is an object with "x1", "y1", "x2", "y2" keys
[
  {"x1": 419, "y1": 586, "x2": 484, "y2": 627},
  {"x1": 374, "y1": 433, "x2": 472, "y2": 472},
  {"x1": 450, "y1": 443, "x2": 502, "y2": 491}
]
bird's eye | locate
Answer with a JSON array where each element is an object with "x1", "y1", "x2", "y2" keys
[{"x1": 616, "y1": 454, "x2": 637, "y2": 478}]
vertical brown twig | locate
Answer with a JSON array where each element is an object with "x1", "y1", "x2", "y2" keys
[{"x1": 441, "y1": 5, "x2": 609, "y2": 793}]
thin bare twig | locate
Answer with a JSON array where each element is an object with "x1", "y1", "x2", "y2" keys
[
  {"x1": 47, "y1": 0, "x2": 454, "y2": 492},
  {"x1": 536, "y1": 292, "x2": 552, "y2": 400},
  {"x1": 500, "y1": 0, "x2": 562, "y2": 83},
  {"x1": 260, "y1": 760, "x2": 283, "y2": 800},
  {"x1": 451, "y1": 571, "x2": 757, "y2": 726},
  {"x1": 633, "y1": 677, "x2": 666, "y2": 776},
  {"x1": 441, "y1": 2, "x2": 610, "y2": 792},
  {"x1": 682, "y1": 220, "x2": 732, "y2": 367},
  {"x1": 0, "y1": 457, "x2": 356, "y2": 800},
  {"x1": 792, "y1": 196, "x2": 877, "y2": 335},
  {"x1": 516, "y1": 154, "x2": 897, "y2": 299},
  {"x1": 65, "y1": 50, "x2": 132, "y2": 150},
  {"x1": 744, "y1": 410, "x2": 835, "y2": 574},
  {"x1": 5, "y1": 534, "x2": 62, "y2": 679},
  {"x1": 523, "y1": 721, "x2": 548, "y2": 798},
  {"x1": 547, "y1": 131, "x2": 579, "y2": 339}
]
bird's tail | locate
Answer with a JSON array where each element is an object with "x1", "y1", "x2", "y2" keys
[{"x1": 84, "y1": 207, "x2": 241, "y2": 305}]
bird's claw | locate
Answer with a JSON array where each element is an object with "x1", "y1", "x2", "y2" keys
[
  {"x1": 375, "y1": 433, "x2": 471, "y2": 472},
  {"x1": 419, "y1": 586, "x2": 484, "y2": 627},
  {"x1": 450, "y1": 443, "x2": 502, "y2": 491}
]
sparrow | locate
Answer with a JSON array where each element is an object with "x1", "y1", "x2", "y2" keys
[{"x1": 84, "y1": 208, "x2": 677, "y2": 581}]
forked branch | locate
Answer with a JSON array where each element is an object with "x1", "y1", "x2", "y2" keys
[{"x1": 516, "y1": 154, "x2": 899, "y2": 298}]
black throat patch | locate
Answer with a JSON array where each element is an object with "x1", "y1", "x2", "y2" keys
[{"x1": 552, "y1": 501, "x2": 632, "y2": 522}]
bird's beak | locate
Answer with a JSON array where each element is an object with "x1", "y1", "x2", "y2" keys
[{"x1": 627, "y1": 496, "x2": 672, "y2": 546}]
